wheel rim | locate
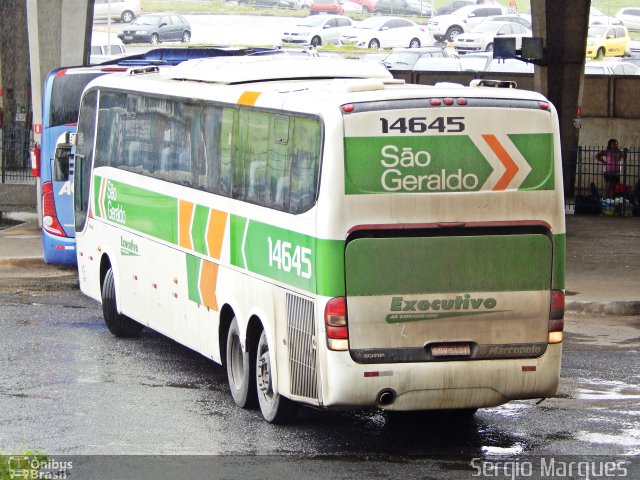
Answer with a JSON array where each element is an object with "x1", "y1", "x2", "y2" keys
[
  {"x1": 369, "y1": 39, "x2": 380, "y2": 49},
  {"x1": 151, "y1": 35, "x2": 159, "y2": 44},
  {"x1": 183, "y1": 33, "x2": 191, "y2": 43},
  {"x1": 230, "y1": 334, "x2": 244, "y2": 388},
  {"x1": 449, "y1": 30, "x2": 461, "y2": 41},
  {"x1": 257, "y1": 346, "x2": 273, "y2": 403},
  {"x1": 410, "y1": 38, "x2": 420, "y2": 48},
  {"x1": 122, "y1": 11, "x2": 133, "y2": 22}
]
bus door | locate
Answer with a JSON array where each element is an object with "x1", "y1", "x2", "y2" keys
[{"x1": 51, "y1": 131, "x2": 76, "y2": 237}]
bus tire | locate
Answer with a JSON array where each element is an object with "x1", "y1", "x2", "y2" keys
[
  {"x1": 256, "y1": 329, "x2": 298, "y2": 423},
  {"x1": 101, "y1": 268, "x2": 144, "y2": 338},
  {"x1": 226, "y1": 317, "x2": 256, "y2": 408}
]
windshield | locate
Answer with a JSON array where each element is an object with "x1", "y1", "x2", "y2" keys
[
  {"x1": 298, "y1": 16, "x2": 329, "y2": 27},
  {"x1": 588, "y1": 25, "x2": 607, "y2": 37},
  {"x1": 49, "y1": 71, "x2": 107, "y2": 127},
  {"x1": 459, "y1": 55, "x2": 490, "y2": 71},
  {"x1": 355, "y1": 17, "x2": 388, "y2": 30},
  {"x1": 131, "y1": 15, "x2": 160, "y2": 26},
  {"x1": 471, "y1": 23, "x2": 502, "y2": 33},
  {"x1": 384, "y1": 52, "x2": 420, "y2": 65}
]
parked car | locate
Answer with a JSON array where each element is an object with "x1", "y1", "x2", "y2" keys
[
  {"x1": 118, "y1": 13, "x2": 191, "y2": 44},
  {"x1": 486, "y1": 13, "x2": 532, "y2": 30},
  {"x1": 93, "y1": 0, "x2": 141, "y2": 23},
  {"x1": 585, "y1": 24, "x2": 630, "y2": 59},
  {"x1": 615, "y1": 7, "x2": 640, "y2": 32},
  {"x1": 584, "y1": 60, "x2": 640, "y2": 75},
  {"x1": 374, "y1": 0, "x2": 432, "y2": 17},
  {"x1": 350, "y1": 0, "x2": 377, "y2": 13},
  {"x1": 281, "y1": 15, "x2": 353, "y2": 47},
  {"x1": 435, "y1": 0, "x2": 473, "y2": 16},
  {"x1": 485, "y1": 58, "x2": 534, "y2": 73},
  {"x1": 383, "y1": 45, "x2": 456, "y2": 70},
  {"x1": 428, "y1": 4, "x2": 514, "y2": 42},
  {"x1": 458, "y1": 51, "x2": 493, "y2": 71},
  {"x1": 454, "y1": 21, "x2": 531, "y2": 54},
  {"x1": 413, "y1": 56, "x2": 462, "y2": 71},
  {"x1": 310, "y1": 0, "x2": 344, "y2": 15},
  {"x1": 339, "y1": 16, "x2": 434, "y2": 49},
  {"x1": 630, "y1": 39, "x2": 640, "y2": 55},
  {"x1": 589, "y1": 7, "x2": 623, "y2": 26},
  {"x1": 239, "y1": 0, "x2": 299, "y2": 8},
  {"x1": 90, "y1": 32, "x2": 127, "y2": 64}
]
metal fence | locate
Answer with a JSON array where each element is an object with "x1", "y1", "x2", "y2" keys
[
  {"x1": 0, "y1": 127, "x2": 35, "y2": 184},
  {"x1": 567, "y1": 146, "x2": 640, "y2": 217}
]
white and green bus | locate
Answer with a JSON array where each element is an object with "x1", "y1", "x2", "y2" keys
[{"x1": 74, "y1": 57, "x2": 565, "y2": 423}]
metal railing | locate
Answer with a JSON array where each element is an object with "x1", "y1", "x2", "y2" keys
[
  {"x1": 567, "y1": 146, "x2": 640, "y2": 217},
  {"x1": 0, "y1": 127, "x2": 35, "y2": 184}
]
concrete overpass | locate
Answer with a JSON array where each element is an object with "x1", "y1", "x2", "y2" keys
[{"x1": 1, "y1": 0, "x2": 596, "y2": 206}]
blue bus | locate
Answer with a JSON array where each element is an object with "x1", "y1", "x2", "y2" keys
[{"x1": 39, "y1": 47, "x2": 283, "y2": 264}]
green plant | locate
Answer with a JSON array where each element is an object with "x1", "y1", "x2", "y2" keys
[{"x1": 0, "y1": 451, "x2": 48, "y2": 480}]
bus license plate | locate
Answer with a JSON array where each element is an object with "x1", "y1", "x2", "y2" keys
[{"x1": 431, "y1": 344, "x2": 471, "y2": 357}]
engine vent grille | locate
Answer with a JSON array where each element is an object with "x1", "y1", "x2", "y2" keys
[{"x1": 287, "y1": 293, "x2": 318, "y2": 401}]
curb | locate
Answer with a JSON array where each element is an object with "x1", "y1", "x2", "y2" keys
[{"x1": 566, "y1": 301, "x2": 640, "y2": 316}]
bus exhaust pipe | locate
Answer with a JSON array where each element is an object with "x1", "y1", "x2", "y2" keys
[{"x1": 377, "y1": 389, "x2": 396, "y2": 406}]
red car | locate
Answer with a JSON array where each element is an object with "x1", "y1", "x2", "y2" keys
[
  {"x1": 351, "y1": 0, "x2": 377, "y2": 13},
  {"x1": 310, "y1": 0, "x2": 344, "y2": 15}
]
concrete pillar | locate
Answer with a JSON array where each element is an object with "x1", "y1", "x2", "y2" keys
[
  {"x1": 25, "y1": 0, "x2": 93, "y2": 225},
  {"x1": 531, "y1": 0, "x2": 591, "y2": 198}
]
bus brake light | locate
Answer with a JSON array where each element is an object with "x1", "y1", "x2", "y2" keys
[
  {"x1": 325, "y1": 297, "x2": 349, "y2": 351},
  {"x1": 42, "y1": 181, "x2": 67, "y2": 237},
  {"x1": 548, "y1": 290, "x2": 564, "y2": 344}
]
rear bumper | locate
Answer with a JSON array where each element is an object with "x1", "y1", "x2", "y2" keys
[
  {"x1": 319, "y1": 343, "x2": 562, "y2": 410},
  {"x1": 42, "y1": 230, "x2": 77, "y2": 265}
]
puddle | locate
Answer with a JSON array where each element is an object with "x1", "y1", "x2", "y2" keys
[
  {"x1": 481, "y1": 443, "x2": 525, "y2": 456},
  {"x1": 576, "y1": 429, "x2": 640, "y2": 455},
  {"x1": 575, "y1": 380, "x2": 640, "y2": 401}
]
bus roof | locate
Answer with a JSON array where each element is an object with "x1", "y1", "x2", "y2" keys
[{"x1": 162, "y1": 56, "x2": 394, "y2": 84}]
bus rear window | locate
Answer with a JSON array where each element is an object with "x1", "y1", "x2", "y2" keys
[{"x1": 49, "y1": 72, "x2": 106, "y2": 127}]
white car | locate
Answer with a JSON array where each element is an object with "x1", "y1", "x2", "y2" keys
[
  {"x1": 93, "y1": 0, "x2": 141, "y2": 23},
  {"x1": 485, "y1": 58, "x2": 534, "y2": 73},
  {"x1": 90, "y1": 32, "x2": 128, "y2": 64},
  {"x1": 584, "y1": 60, "x2": 640, "y2": 76},
  {"x1": 339, "y1": 16, "x2": 435, "y2": 49},
  {"x1": 589, "y1": 7, "x2": 623, "y2": 26},
  {"x1": 281, "y1": 15, "x2": 353, "y2": 47},
  {"x1": 615, "y1": 7, "x2": 640, "y2": 32},
  {"x1": 428, "y1": 4, "x2": 513, "y2": 42},
  {"x1": 413, "y1": 57, "x2": 462, "y2": 72},
  {"x1": 454, "y1": 21, "x2": 531, "y2": 54}
]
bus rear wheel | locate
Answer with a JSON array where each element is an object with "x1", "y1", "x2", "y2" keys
[
  {"x1": 256, "y1": 329, "x2": 298, "y2": 423},
  {"x1": 101, "y1": 268, "x2": 144, "y2": 338},
  {"x1": 226, "y1": 317, "x2": 256, "y2": 408}
]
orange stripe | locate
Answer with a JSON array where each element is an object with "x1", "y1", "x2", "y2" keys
[
  {"x1": 179, "y1": 200, "x2": 194, "y2": 250},
  {"x1": 483, "y1": 134, "x2": 518, "y2": 191},
  {"x1": 238, "y1": 91, "x2": 261, "y2": 106},
  {"x1": 200, "y1": 260, "x2": 219, "y2": 311},
  {"x1": 206, "y1": 209, "x2": 228, "y2": 259}
]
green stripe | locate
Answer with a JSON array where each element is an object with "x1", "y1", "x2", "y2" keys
[
  {"x1": 345, "y1": 234, "x2": 552, "y2": 296},
  {"x1": 229, "y1": 215, "x2": 344, "y2": 297},
  {"x1": 191, "y1": 205, "x2": 210, "y2": 255},
  {"x1": 186, "y1": 254, "x2": 202, "y2": 304},
  {"x1": 510, "y1": 133, "x2": 555, "y2": 190}
]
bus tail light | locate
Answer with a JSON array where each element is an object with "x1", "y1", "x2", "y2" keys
[
  {"x1": 548, "y1": 290, "x2": 565, "y2": 344},
  {"x1": 325, "y1": 297, "x2": 349, "y2": 351},
  {"x1": 42, "y1": 181, "x2": 67, "y2": 237}
]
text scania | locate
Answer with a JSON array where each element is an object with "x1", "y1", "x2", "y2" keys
[
  {"x1": 380, "y1": 145, "x2": 479, "y2": 192},
  {"x1": 105, "y1": 181, "x2": 127, "y2": 225}
]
